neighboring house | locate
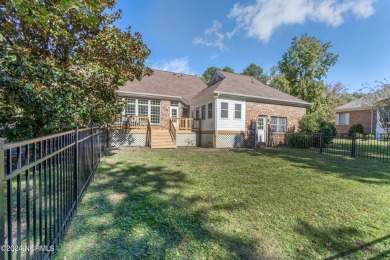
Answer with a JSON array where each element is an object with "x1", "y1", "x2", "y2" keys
[
  {"x1": 335, "y1": 98, "x2": 387, "y2": 134},
  {"x1": 113, "y1": 69, "x2": 310, "y2": 148}
]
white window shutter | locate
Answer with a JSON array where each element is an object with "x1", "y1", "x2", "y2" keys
[
  {"x1": 336, "y1": 114, "x2": 339, "y2": 125},
  {"x1": 346, "y1": 113, "x2": 350, "y2": 125}
]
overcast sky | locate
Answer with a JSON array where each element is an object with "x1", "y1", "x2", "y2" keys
[{"x1": 112, "y1": 0, "x2": 390, "y2": 92}]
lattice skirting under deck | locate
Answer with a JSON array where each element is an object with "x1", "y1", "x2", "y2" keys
[
  {"x1": 216, "y1": 134, "x2": 245, "y2": 148},
  {"x1": 109, "y1": 131, "x2": 147, "y2": 147}
]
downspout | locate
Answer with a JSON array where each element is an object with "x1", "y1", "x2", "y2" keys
[{"x1": 214, "y1": 93, "x2": 219, "y2": 148}]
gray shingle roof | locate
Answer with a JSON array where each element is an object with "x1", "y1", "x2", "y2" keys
[
  {"x1": 334, "y1": 98, "x2": 369, "y2": 111},
  {"x1": 192, "y1": 70, "x2": 310, "y2": 106},
  {"x1": 335, "y1": 87, "x2": 390, "y2": 112},
  {"x1": 117, "y1": 69, "x2": 206, "y2": 102}
]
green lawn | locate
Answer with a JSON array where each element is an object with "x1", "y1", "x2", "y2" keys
[{"x1": 55, "y1": 147, "x2": 390, "y2": 259}]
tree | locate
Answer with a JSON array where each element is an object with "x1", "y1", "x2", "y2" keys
[
  {"x1": 201, "y1": 66, "x2": 234, "y2": 85},
  {"x1": 363, "y1": 82, "x2": 390, "y2": 136},
  {"x1": 222, "y1": 67, "x2": 234, "y2": 73},
  {"x1": 0, "y1": 0, "x2": 152, "y2": 141},
  {"x1": 201, "y1": 66, "x2": 219, "y2": 85},
  {"x1": 275, "y1": 34, "x2": 338, "y2": 114},
  {"x1": 323, "y1": 82, "x2": 349, "y2": 122},
  {"x1": 344, "y1": 91, "x2": 364, "y2": 103},
  {"x1": 241, "y1": 63, "x2": 269, "y2": 84}
]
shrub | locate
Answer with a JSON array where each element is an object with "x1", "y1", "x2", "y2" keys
[
  {"x1": 286, "y1": 133, "x2": 313, "y2": 149},
  {"x1": 365, "y1": 134, "x2": 375, "y2": 140},
  {"x1": 299, "y1": 113, "x2": 321, "y2": 132},
  {"x1": 348, "y1": 124, "x2": 364, "y2": 134},
  {"x1": 356, "y1": 133, "x2": 364, "y2": 139},
  {"x1": 318, "y1": 120, "x2": 337, "y2": 145}
]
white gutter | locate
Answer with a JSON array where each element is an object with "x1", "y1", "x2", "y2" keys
[
  {"x1": 334, "y1": 107, "x2": 371, "y2": 113},
  {"x1": 214, "y1": 91, "x2": 311, "y2": 107},
  {"x1": 115, "y1": 90, "x2": 189, "y2": 105}
]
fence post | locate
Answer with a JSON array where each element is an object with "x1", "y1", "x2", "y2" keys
[
  {"x1": 319, "y1": 132, "x2": 323, "y2": 154},
  {"x1": 0, "y1": 138, "x2": 5, "y2": 259},
  {"x1": 106, "y1": 127, "x2": 109, "y2": 149},
  {"x1": 73, "y1": 127, "x2": 79, "y2": 207},
  {"x1": 351, "y1": 133, "x2": 356, "y2": 158},
  {"x1": 97, "y1": 126, "x2": 101, "y2": 159},
  {"x1": 91, "y1": 126, "x2": 94, "y2": 171}
]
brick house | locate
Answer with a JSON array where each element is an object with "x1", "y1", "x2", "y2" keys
[
  {"x1": 113, "y1": 69, "x2": 310, "y2": 148},
  {"x1": 335, "y1": 98, "x2": 386, "y2": 134}
]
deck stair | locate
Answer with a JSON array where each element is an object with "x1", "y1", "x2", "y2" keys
[{"x1": 151, "y1": 129, "x2": 177, "y2": 149}]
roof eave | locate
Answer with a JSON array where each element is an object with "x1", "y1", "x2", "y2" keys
[
  {"x1": 215, "y1": 91, "x2": 311, "y2": 107},
  {"x1": 116, "y1": 90, "x2": 189, "y2": 105},
  {"x1": 334, "y1": 107, "x2": 373, "y2": 112}
]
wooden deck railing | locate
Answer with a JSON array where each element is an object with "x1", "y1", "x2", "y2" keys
[
  {"x1": 177, "y1": 118, "x2": 200, "y2": 131},
  {"x1": 146, "y1": 119, "x2": 152, "y2": 147},
  {"x1": 169, "y1": 118, "x2": 177, "y2": 143},
  {"x1": 113, "y1": 115, "x2": 149, "y2": 129}
]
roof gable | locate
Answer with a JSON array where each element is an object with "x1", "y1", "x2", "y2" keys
[
  {"x1": 117, "y1": 69, "x2": 207, "y2": 102},
  {"x1": 191, "y1": 70, "x2": 309, "y2": 106}
]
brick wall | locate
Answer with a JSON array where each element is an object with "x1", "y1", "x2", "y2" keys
[
  {"x1": 335, "y1": 109, "x2": 376, "y2": 134},
  {"x1": 152, "y1": 100, "x2": 170, "y2": 130},
  {"x1": 245, "y1": 102, "x2": 306, "y2": 146},
  {"x1": 246, "y1": 102, "x2": 306, "y2": 132}
]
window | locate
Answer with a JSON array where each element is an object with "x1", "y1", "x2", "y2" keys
[
  {"x1": 234, "y1": 103, "x2": 242, "y2": 119},
  {"x1": 195, "y1": 107, "x2": 200, "y2": 119},
  {"x1": 138, "y1": 99, "x2": 148, "y2": 116},
  {"x1": 182, "y1": 108, "x2": 188, "y2": 117},
  {"x1": 221, "y1": 102, "x2": 229, "y2": 118},
  {"x1": 338, "y1": 113, "x2": 348, "y2": 125},
  {"x1": 270, "y1": 117, "x2": 287, "y2": 133},
  {"x1": 208, "y1": 103, "x2": 213, "y2": 119},
  {"x1": 170, "y1": 101, "x2": 179, "y2": 107},
  {"x1": 150, "y1": 100, "x2": 160, "y2": 124},
  {"x1": 201, "y1": 105, "x2": 206, "y2": 120},
  {"x1": 125, "y1": 98, "x2": 136, "y2": 115}
]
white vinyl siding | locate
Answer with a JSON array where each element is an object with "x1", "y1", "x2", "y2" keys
[
  {"x1": 216, "y1": 98, "x2": 246, "y2": 131},
  {"x1": 191, "y1": 98, "x2": 216, "y2": 131}
]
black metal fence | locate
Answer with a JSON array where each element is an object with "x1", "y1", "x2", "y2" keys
[
  {"x1": 0, "y1": 127, "x2": 108, "y2": 259},
  {"x1": 285, "y1": 132, "x2": 389, "y2": 161}
]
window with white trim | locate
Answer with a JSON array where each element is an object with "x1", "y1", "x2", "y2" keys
[
  {"x1": 182, "y1": 108, "x2": 188, "y2": 117},
  {"x1": 201, "y1": 105, "x2": 206, "y2": 120},
  {"x1": 208, "y1": 103, "x2": 213, "y2": 119},
  {"x1": 234, "y1": 103, "x2": 242, "y2": 119},
  {"x1": 150, "y1": 100, "x2": 160, "y2": 124},
  {"x1": 338, "y1": 113, "x2": 348, "y2": 125},
  {"x1": 221, "y1": 102, "x2": 228, "y2": 118},
  {"x1": 195, "y1": 107, "x2": 200, "y2": 119},
  {"x1": 125, "y1": 98, "x2": 136, "y2": 115},
  {"x1": 270, "y1": 117, "x2": 287, "y2": 133},
  {"x1": 138, "y1": 99, "x2": 148, "y2": 116},
  {"x1": 170, "y1": 101, "x2": 179, "y2": 107}
]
